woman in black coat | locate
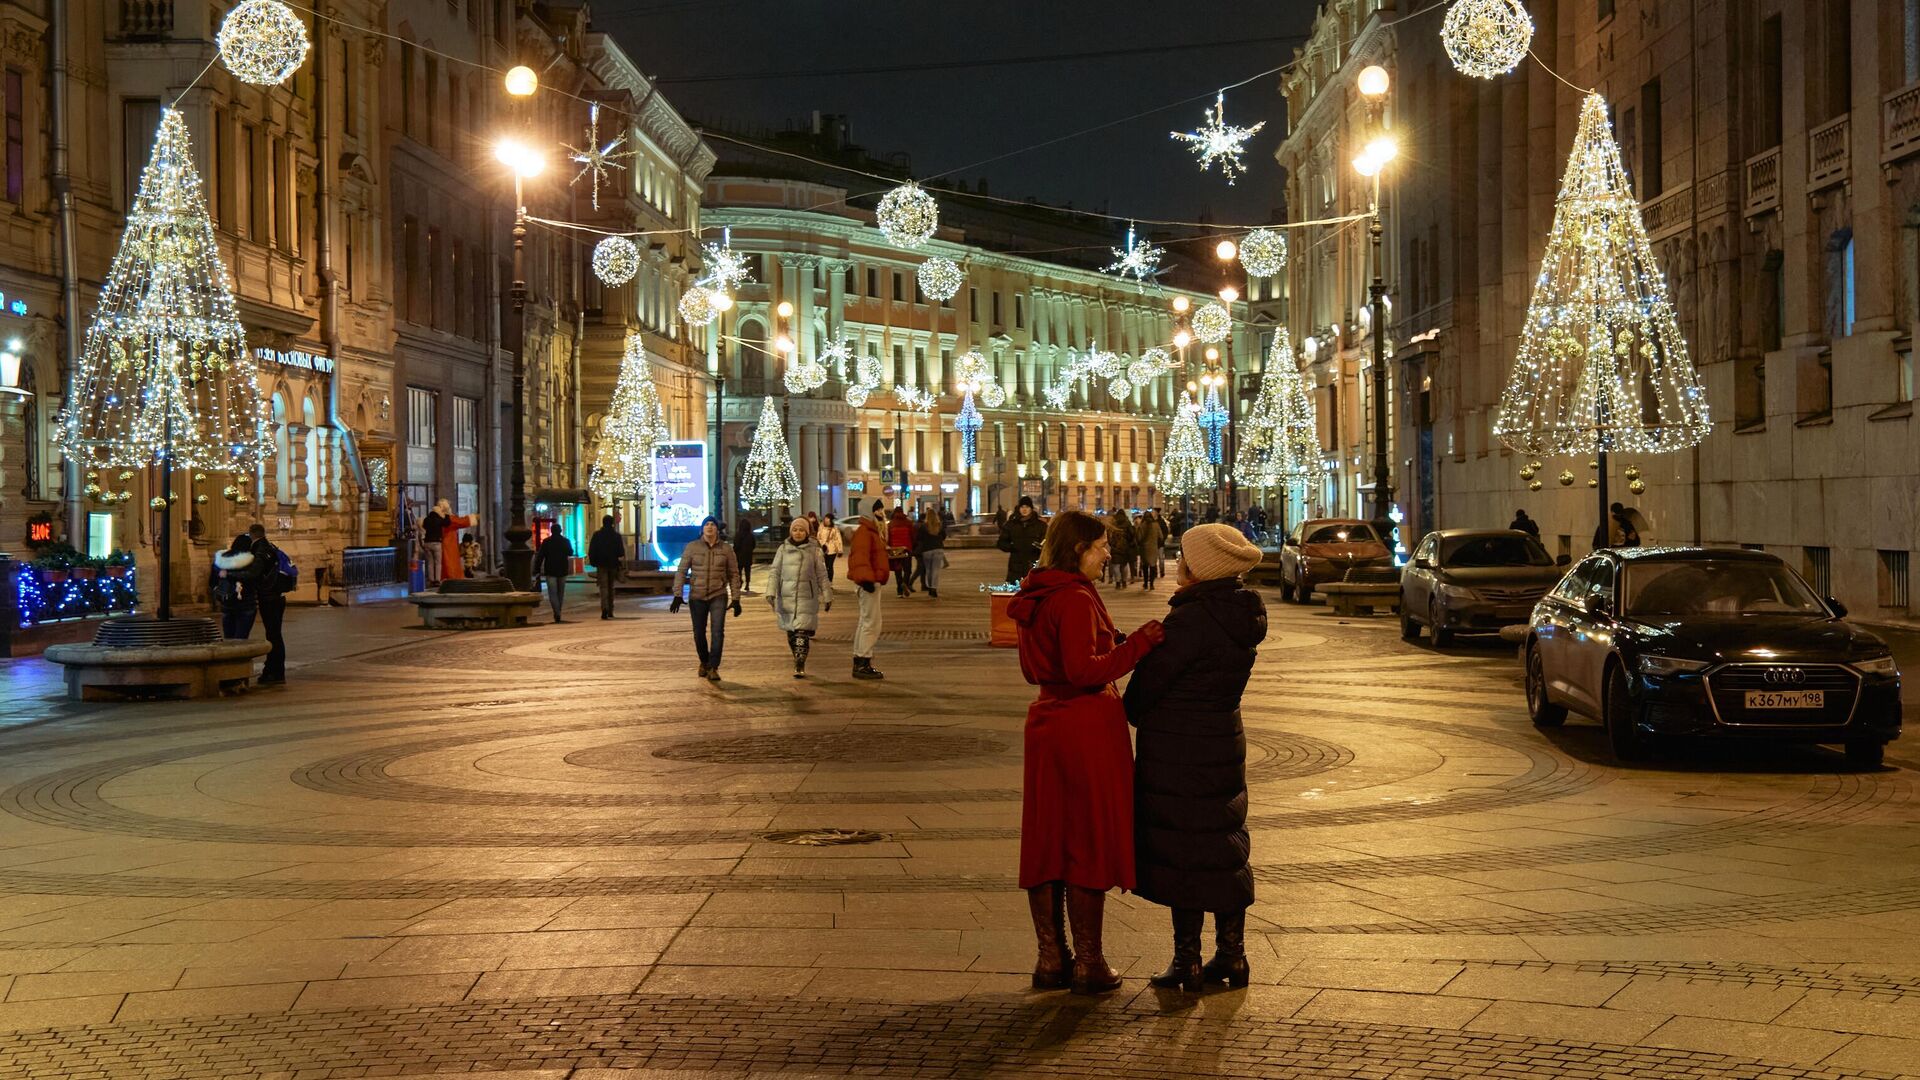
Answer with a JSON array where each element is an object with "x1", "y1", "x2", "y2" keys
[
  {"x1": 998, "y1": 496, "x2": 1047, "y2": 583},
  {"x1": 1123, "y1": 523, "x2": 1268, "y2": 992}
]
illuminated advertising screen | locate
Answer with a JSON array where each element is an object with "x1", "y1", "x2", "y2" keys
[{"x1": 651, "y1": 441, "x2": 708, "y2": 567}]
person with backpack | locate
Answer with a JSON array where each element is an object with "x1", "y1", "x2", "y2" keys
[
  {"x1": 587, "y1": 514, "x2": 626, "y2": 620},
  {"x1": 208, "y1": 532, "x2": 266, "y2": 642},
  {"x1": 247, "y1": 523, "x2": 295, "y2": 684}
]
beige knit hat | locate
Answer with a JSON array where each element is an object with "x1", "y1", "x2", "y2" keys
[{"x1": 1180, "y1": 523, "x2": 1264, "y2": 581}]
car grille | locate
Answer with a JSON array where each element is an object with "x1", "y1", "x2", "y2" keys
[
  {"x1": 1706, "y1": 664, "x2": 1859, "y2": 726},
  {"x1": 1477, "y1": 586, "x2": 1549, "y2": 605}
]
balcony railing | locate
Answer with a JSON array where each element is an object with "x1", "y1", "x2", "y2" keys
[
  {"x1": 1744, "y1": 147, "x2": 1781, "y2": 217},
  {"x1": 1884, "y1": 81, "x2": 1920, "y2": 163},
  {"x1": 118, "y1": 0, "x2": 173, "y2": 36},
  {"x1": 1640, "y1": 183, "x2": 1692, "y2": 241},
  {"x1": 1809, "y1": 114, "x2": 1850, "y2": 191}
]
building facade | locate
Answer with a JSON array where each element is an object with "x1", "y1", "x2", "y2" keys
[{"x1": 1279, "y1": 0, "x2": 1920, "y2": 621}]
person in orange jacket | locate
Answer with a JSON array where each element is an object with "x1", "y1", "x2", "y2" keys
[{"x1": 846, "y1": 499, "x2": 892, "y2": 679}]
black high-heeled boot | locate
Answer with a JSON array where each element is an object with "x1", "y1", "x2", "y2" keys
[
  {"x1": 1199, "y1": 908, "x2": 1250, "y2": 987},
  {"x1": 1148, "y1": 908, "x2": 1205, "y2": 991}
]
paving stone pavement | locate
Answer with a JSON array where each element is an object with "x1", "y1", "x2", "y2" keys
[{"x1": 1, "y1": 550, "x2": 1917, "y2": 1079}]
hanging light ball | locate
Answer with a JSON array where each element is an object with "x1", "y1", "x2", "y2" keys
[
  {"x1": 118, "y1": 470, "x2": 135, "y2": 481},
  {"x1": 845, "y1": 384, "x2": 870, "y2": 408},
  {"x1": 804, "y1": 361, "x2": 829, "y2": 390},
  {"x1": 1629, "y1": 478, "x2": 1647, "y2": 494},
  {"x1": 1623, "y1": 464, "x2": 1642, "y2": 481},
  {"x1": 1238, "y1": 229, "x2": 1288, "y2": 278},
  {"x1": 677, "y1": 286, "x2": 718, "y2": 327},
  {"x1": 1126, "y1": 358, "x2": 1157, "y2": 385},
  {"x1": 953, "y1": 351, "x2": 990, "y2": 384},
  {"x1": 1527, "y1": 478, "x2": 1543, "y2": 492},
  {"x1": 783, "y1": 368, "x2": 809, "y2": 395},
  {"x1": 216, "y1": 0, "x2": 312, "y2": 86},
  {"x1": 1557, "y1": 469, "x2": 1575, "y2": 486},
  {"x1": 876, "y1": 182, "x2": 939, "y2": 248},
  {"x1": 591, "y1": 236, "x2": 641, "y2": 287},
  {"x1": 856, "y1": 354, "x2": 883, "y2": 387},
  {"x1": 981, "y1": 383, "x2": 1007, "y2": 408},
  {"x1": 1108, "y1": 376, "x2": 1134, "y2": 399},
  {"x1": 1191, "y1": 302, "x2": 1233, "y2": 344},
  {"x1": 1440, "y1": 0, "x2": 1534, "y2": 80},
  {"x1": 916, "y1": 257, "x2": 963, "y2": 302},
  {"x1": 234, "y1": 491, "x2": 250, "y2": 505},
  {"x1": 1143, "y1": 346, "x2": 1174, "y2": 373}
]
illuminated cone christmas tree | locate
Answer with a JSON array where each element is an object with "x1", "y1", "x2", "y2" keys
[
  {"x1": 739, "y1": 396, "x2": 799, "y2": 507},
  {"x1": 58, "y1": 108, "x2": 271, "y2": 471},
  {"x1": 1234, "y1": 328, "x2": 1323, "y2": 491},
  {"x1": 1494, "y1": 93, "x2": 1708, "y2": 458},
  {"x1": 588, "y1": 332, "x2": 669, "y2": 505},
  {"x1": 1155, "y1": 392, "x2": 1214, "y2": 498}
]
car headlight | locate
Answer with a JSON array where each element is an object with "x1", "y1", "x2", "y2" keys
[
  {"x1": 1854, "y1": 655, "x2": 1900, "y2": 676},
  {"x1": 1437, "y1": 583, "x2": 1478, "y2": 602},
  {"x1": 1637, "y1": 655, "x2": 1710, "y2": 676}
]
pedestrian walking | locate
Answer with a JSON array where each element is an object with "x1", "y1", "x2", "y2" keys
[
  {"x1": 1124, "y1": 524, "x2": 1267, "y2": 992},
  {"x1": 1135, "y1": 508, "x2": 1166, "y2": 591},
  {"x1": 1008, "y1": 510, "x2": 1166, "y2": 995},
  {"x1": 915, "y1": 510, "x2": 948, "y2": 598},
  {"x1": 998, "y1": 495, "x2": 1046, "y2": 584},
  {"x1": 846, "y1": 500, "x2": 890, "y2": 679},
  {"x1": 819, "y1": 513, "x2": 844, "y2": 584},
  {"x1": 247, "y1": 523, "x2": 294, "y2": 684},
  {"x1": 888, "y1": 506, "x2": 916, "y2": 597},
  {"x1": 209, "y1": 532, "x2": 265, "y2": 642},
  {"x1": 671, "y1": 517, "x2": 742, "y2": 681},
  {"x1": 1510, "y1": 509, "x2": 1540, "y2": 538},
  {"x1": 587, "y1": 514, "x2": 626, "y2": 620},
  {"x1": 1108, "y1": 510, "x2": 1136, "y2": 589},
  {"x1": 537, "y1": 522, "x2": 574, "y2": 623},
  {"x1": 767, "y1": 517, "x2": 831, "y2": 678},
  {"x1": 733, "y1": 514, "x2": 759, "y2": 593}
]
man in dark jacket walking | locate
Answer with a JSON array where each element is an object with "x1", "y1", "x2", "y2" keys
[
  {"x1": 247, "y1": 524, "x2": 291, "y2": 683},
  {"x1": 733, "y1": 514, "x2": 759, "y2": 593},
  {"x1": 1123, "y1": 524, "x2": 1267, "y2": 993},
  {"x1": 587, "y1": 515, "x2": 626, "y2": 620},
  {"x1": 537, "y1": 523, "x2": 574, "y2": 623},
  {"x1": 998, "y1": 496, "x2": 1046, "y2": 584}
]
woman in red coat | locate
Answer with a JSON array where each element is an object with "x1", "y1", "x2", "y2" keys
[
  {"x1": 432, "y1": 498, "x2": 477, "y2": 581},
  {"x1": 886, "y1": 507, "x2": 916, "y2": 597},
  {"x1": 1008, "y1": 510, "x2": 1164, "y2": 994}
]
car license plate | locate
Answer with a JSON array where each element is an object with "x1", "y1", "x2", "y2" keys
[{"x1": 1744, "y1": 690, "x2": 1825, "y2": 709}]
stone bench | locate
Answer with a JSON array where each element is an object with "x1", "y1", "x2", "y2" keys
[
  {"x1": 42, "y1": 640, "x2": 271, "y2": 701},
  {"x1": 615, "y1": 570, "x2": 677, "y2": 596},
  {"x1": 410, "y1": 590, "x2": 542, "y2": 629},
  {"x1": 1319, "y1": 581, "x2": 1402, "y2": 617}
]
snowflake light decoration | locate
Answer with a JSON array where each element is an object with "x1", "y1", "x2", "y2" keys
[
  {"x1": 565, "y1": 103, "x2": 636, "y2": 211},
  {"x1": 677, "y1": 286, "x2": 718, "y2": 327},
  {"x1": 1103, "y1": 222, "x2": 1164, "y2": 292},
  {"x1": 699, "y1": 230, "x2": 752, "y2": 292},
  {"x1": 217, "y1": 1, "x2": 310, "y2": 86},
  {"x1": 1191, "y1": 302, "x2": 1233, "y2": 344},
  {"x1": 820, "y1": 336, "x2": 855, "y2": 380},
  {"x1": 876, "y1": 182, "x2": 939, "y2": 248},
  {"x1": 591, "y1": 236, "x2": 640, "y2": 287},
  {"x1": 1171, "y1": 91, "x2": 1266, "y2": 185},
  {"x1": 1441, "y1": 0, "x2": 1535, "y2": 79},
  {"x1": 916, "y1": 256, "x2": 963, "y2": 302},
  {"x1": 895, "y1": 385, "x2": 937, "y2": 414},
  {"x1": 1042, "y1": 383, "x2": 1071, "y2": 410},
  {"x1": 1238, "y1": 228, "x2": 1288, "y2": 277}
]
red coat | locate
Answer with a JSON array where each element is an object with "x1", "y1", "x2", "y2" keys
[
  {"x1": 438, "y1": 515, "x2": 474, "y2": 580},
  {"x1": 847, "y1": 516, "x2": 891, "y2": 584},
  {"x1": 1008, "y1": 568, "x2": 1160, "y2": 891}
]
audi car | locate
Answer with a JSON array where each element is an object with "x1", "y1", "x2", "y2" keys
[
  {"x1": 1400, "y1": 529, "x2": 1572, "y2": 645},
  {"x1": 1523, "y1": 546, "x2": 1901, "y2": 766},
  {"x1": 1279, "y1": 518, "x2": 1394, "y2": 603}
]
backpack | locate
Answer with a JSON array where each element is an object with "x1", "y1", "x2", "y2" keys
[{"x1": 266, "y1": 544, "x2": 298, "y2": 595}]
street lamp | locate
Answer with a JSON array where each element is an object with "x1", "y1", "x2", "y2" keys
[
  {"x1": 496, "y1": 133, "x2": 544, "y2": 590},
  {"x1": 1355, "y1": 64, "x2": 1395, "y2": 533}
]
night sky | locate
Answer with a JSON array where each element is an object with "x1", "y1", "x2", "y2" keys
[{"x1": 593, "y1": 0, "x2": 1315, "y2": 231}]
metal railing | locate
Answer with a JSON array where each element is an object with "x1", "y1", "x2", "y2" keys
[
  {"x1": 118, "y1": 0, "x2": 172, "y2": 36},
  {"x1": 1884, "y1": 81, "x2": 1920, "y2": 163},
  {"x1": 1809, "y1": 114, "x2": 1850, "y2": 191},
  {"x1": 1640, "y1": 183, "x2": 1692, "y2": 241},
  {"x1": 1744, "y1": 147, "x2": 1781, "y2": 217},
  {"x1": 340, "y1": 546, "x2": 403, "y2": 590}
]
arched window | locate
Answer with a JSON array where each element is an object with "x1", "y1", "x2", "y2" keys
[
  {"x1": 303, "y1": 396, "x2": 323, "y2": 504},
  {"x1": 1074, "y1": 424, "x2": 1085, "y2": 458},
  {"x1": 734, "y1": 318, "x2": 767, "y2": 384},
  {"x1": 1091, "y1": 426, "x2": 1102, "y2": 461},
  {"x1": 270, "y1": 393, "x2": 290, "y2": 503}
]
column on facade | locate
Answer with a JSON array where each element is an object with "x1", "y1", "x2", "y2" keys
[{"x1": 797, "y1": 260, "x2": 817, "y2": 365}]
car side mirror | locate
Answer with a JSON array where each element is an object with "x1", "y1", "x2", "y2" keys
[
  {"x1": 1556, "y1": 554, "x2": 1572, "y2": 566},
  {"x1": 1827, "y1": 597, "x2": 1848, "y2": 618},
  {"x1": 1412, "y1": 556, "x2": 1431, "y2": 570},
  {"x1": 1583, "y1": 594, "x2": 1609, "y2": 618},
  {"x1": 1284, "y1": 537, "x2": 1299, "y2": 547}
]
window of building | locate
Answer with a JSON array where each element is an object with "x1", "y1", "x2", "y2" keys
[
  {"x1": 425, "y1": 226, "x2": 441, "y2": 329},
  {"x1": 868, "y1": 428, "x2": 881, "y2": 470},
  {"x1": 1901, "y1": 345, "x2": 1915, "y2": 404},
  {"x1": 1759, "y1": 15, "x2": 1783, "y2": 149},
  {"x1": 1823, "y1": 0, "x2": 1852, "y2": 122},
  {"x1": 271, "y1": 136, "x2": 289, "y2": 249},
  {"x1": 969, "y1": 287, "x2": 978, "y2": 322},
  {"x1": 450, "y1": 239, "x2": 465, "y2": 338},
  {"x1": 914, "y1": 346, "x2": 926, "y2": 386},
  {"x1": 400, "y1": 215, "x2": 419, "y2": 323},
  {"x1": 400, "y1": 42, "x2": 415, "y2": 136},
  {"x1": 893, "y1": 343, "x2": 906, "y2": 385},
  {"x1": 1906, "y1": 0, "x2": 1920, "y2": 83},
  {"x1": 1842, "y1": 232, "x2": 1857, "y2": 334},
  {"x1": 867, "y1": 267, "x2": 878, "y2": 297},
  {"x1": 1639, "y1": 79, "x2": 1662, "y2": 199},
  {"x1": 244, "y1": 124, "x2": 266, "y2": 241},
  {"x1": 1879, "y1": 550, "x2": 1910, "y2": 608},
  {"x1": 4, "y1": 68, "x2": 22, "y2": 203},
  {"x1": 1014, "y1": 294, "x2": 1025, "y2": 329},
  {"x1": 992, "y1": 292, "x2": 1002, "y2": 326},
  {"x1": 425, "y1": 55, "x2": 439, "y2": 148},
  {"x1": 121, "y1": 99, "x2": 160, "y2": 212},
  {"x1": 1827, "y1": 228, "x2": 1855, "y2": 339},
  {"x1": 1804, "y1": 546, "x2": 1833, "y2": 598},
  {"x1": 407, "y1": 387, "x2": 436, "y2": 449},
  {"x1": 914, "y1": 430, "x2": 926, "y2": 471},
  {"x1": 892, "y1": 270, "x2": 904, "y2": 301}
]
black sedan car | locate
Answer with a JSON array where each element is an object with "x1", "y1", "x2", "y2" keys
[
  {"x1": 1401, "y1": 529, "x2": 1572, "y2": 645},
  {"x1": 1523, "y1": 546, "x2": 1901, "y2": 766}
]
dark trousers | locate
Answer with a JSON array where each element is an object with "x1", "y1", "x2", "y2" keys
[
  {"x1": 689, "y1": 597, "x2": 728, "y2": 668},
  {"x1": 596, "y1": 569, "x2": 617, "y2": 616},
  {"x1": 738, "y1": 556, "x2": 753, "y2": 590},
  {"x1": 891, "y1": 557, "x2": 912, "y2": 594},
  {"x1": 222, "y1": 603, "x2": 256, "y2": 641},
  {"x1": 823, "y1": 554, "x2": 837, "y2": 581},
  {"x1": 258, "y1": 594, "x2": 287, "y2": 679}
]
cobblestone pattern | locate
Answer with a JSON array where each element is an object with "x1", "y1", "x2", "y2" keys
[{"x1": 0, "y1": 992, "x2": 1909, "y2": 1080}]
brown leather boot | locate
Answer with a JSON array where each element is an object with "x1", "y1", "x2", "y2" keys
[
  {"x1": 1065, "y1": 885, "x2": 1121, "y2": 994},
  {"x1": 1148, "y1": 908, "x2": 1205, "y2": 992},
  {"x1": 1199, "y1": 907, "x2": 1250, "y2": 987},
  {"x1": 1026, "y1": 882, "x2": 1073, "y2": 989}
]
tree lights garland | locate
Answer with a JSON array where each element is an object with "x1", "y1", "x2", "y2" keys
[
  {"x1": 1103, "y1": 222, "x2": 1165, "y2": 292},
  {"x1": 915, "y1": 256, "x2": 964, "y2": 302},
  {"x1": 591, "y1": 236, "x2": 640, "y2": 287},
  {"x1": 1238, "y1": 228, "x2": 1288, "y2": 278},
  {"x1": 876, "y1": 181, "x2": 940, "y2": 248},
  {"x1": 1234, "y1": 328, "x2": 1323, "y2": 491},
  {"x1": 1171, "y1": 92, "x2": 1266, "y2": 185},
  {"x1": 955, "y1": 389, "x2": 984, "y2": 466},
  {"x1": 216, "y1": 0, "x2": 311, "y2": 86},
  {"x1": 1190, "y1": 302, "x2": 1233, "y2": 344},
  {"x1": 58, "y1": 109, "x2": 272, "y2": 472},
  {"x1": 1155, "y1": 392, "x2": 1214, "y2": 497},
  {"x1": 1493, "y1": 94, "x2": 1709, "y2": 458},
  {"x1": 739, "y1": 396, "x2": 800, "y2": 507},
  {"x1": 1441, "y1": 0, "x2": 1535, "y2": 80},
  {"x1": 564, "y1": 102, "x2": 635, "y2": 211},
  {"x1": 588, "y1": 333, "x2": 669, "y2": 505}
]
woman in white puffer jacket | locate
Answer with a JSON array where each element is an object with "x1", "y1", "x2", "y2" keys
[{"x1": 766, "y1": 517, "x2": 831, "y2": 678}]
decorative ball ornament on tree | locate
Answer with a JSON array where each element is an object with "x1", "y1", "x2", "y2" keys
[
  {"x1": 1238, "y1": 229, "x2": 1288, "y2": 278},
  {"x1": 1629, "y1": 478, "x2": 1647, "y2": 494},
  {"x1": 739, "y1": 396, "x2": 800, "y2": 508},
  {"x1": 1171, "y1": 91, "x2": 1266, "y2": 185},
  {"x1": 1558, "y1": 469, "x2": 1575, "y2": 486},
  {"x1": 677, "y1": 286, "x2": 718, "y2": 327},
  {"x1": 1191, "y1": 302, "x2": 1233, "y2": 344},
  {"x1": 916, "y1": 257, "x2": 963, "y2": 302},
  {"x1": 1529, "y1": 478, "x2": 1544, "y2": 491},
  {"x1": 876, "y1": 182, "x2": 939, "y2": 248},
  {"x1": 216, "y1": 0, "x2": 311, "y2": 86},
  {"x1": 591, "y1": 236, "x2": 640, "y2": 287},
  {"x1": 1493, "y1": 94, "x2": 1709, "y2": 458},
  {"x1": 1441, "y1": 0, "x2": 1535, "y2": 79}
]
